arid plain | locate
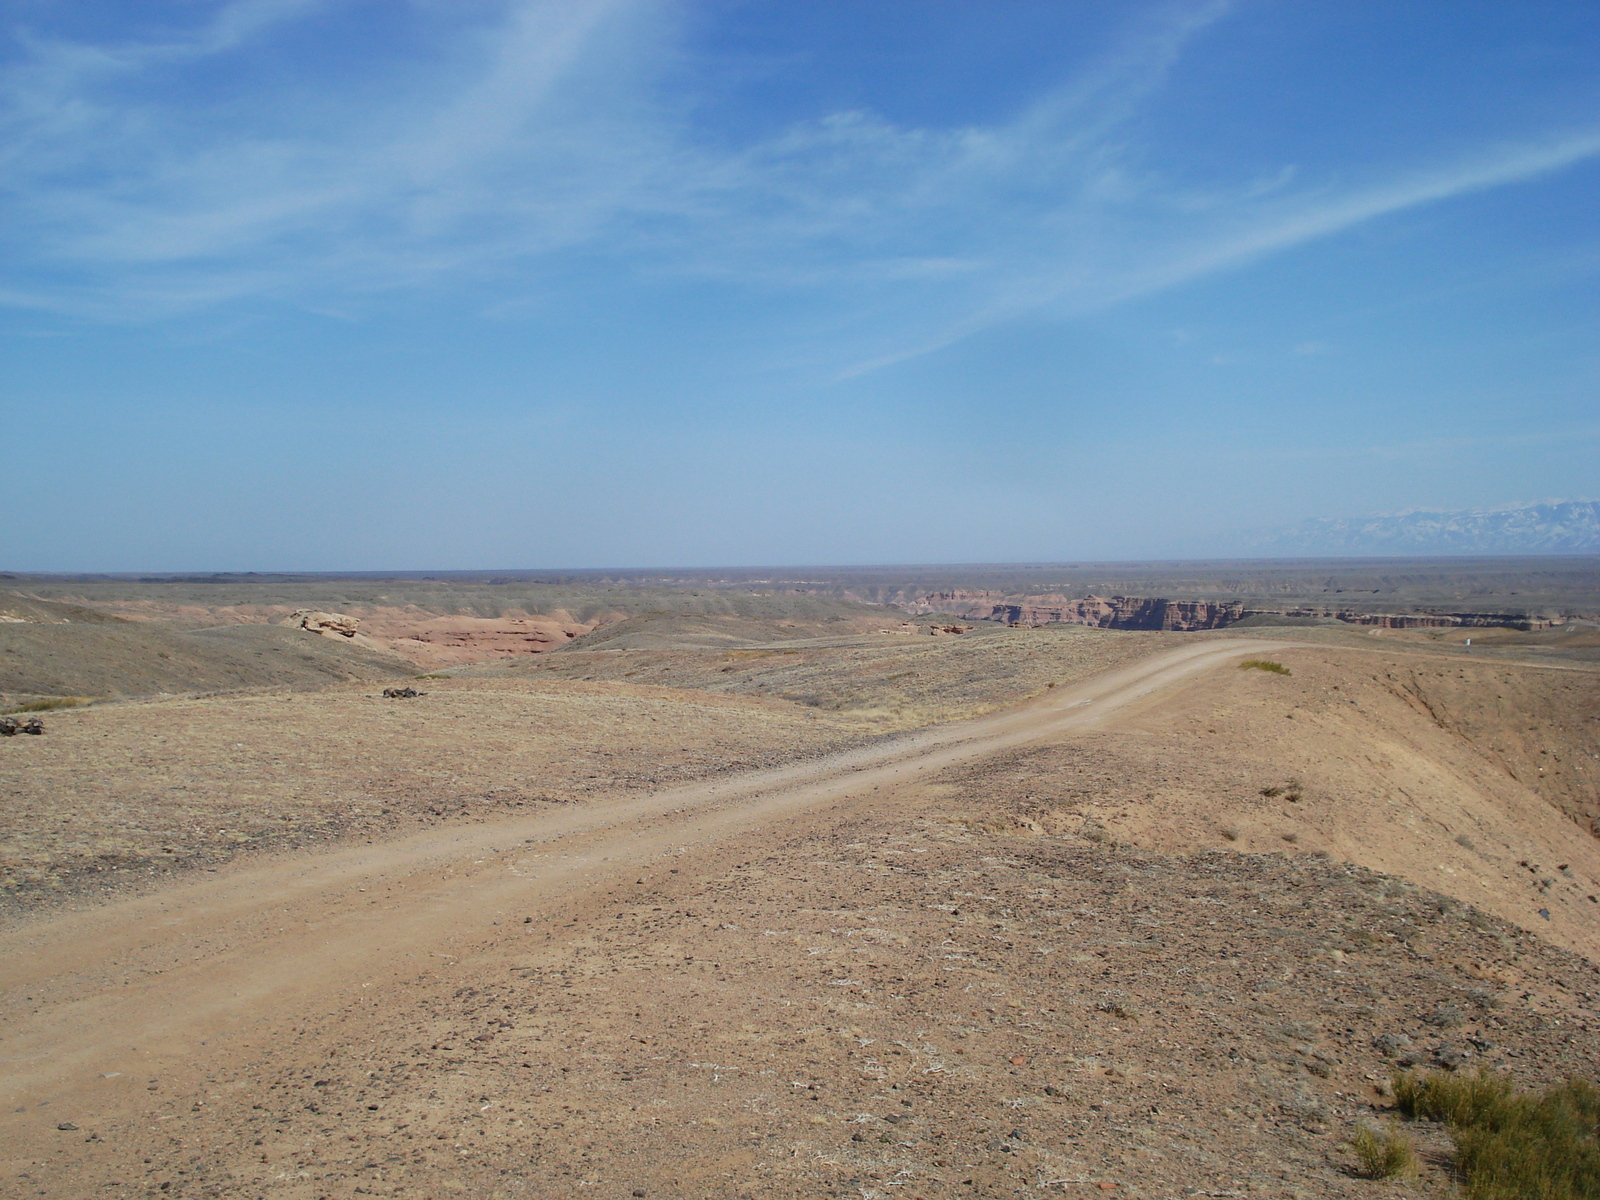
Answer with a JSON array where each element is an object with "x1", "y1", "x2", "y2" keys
[{"x1": 1, "y1": 564, "x2": 1597, "y2": 1200}]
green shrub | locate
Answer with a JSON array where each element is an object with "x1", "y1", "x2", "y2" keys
[
  {"x1": 1393, "y1": 1069, "x2": 1516, "y2": 1126},
  {"x1": 1239, "y1": 659, "x2": 1291, "y2": 675},
  {"x1": 1, "y1": 697, "x2": 88, "y2": 714},
  {"x1": 1351, "y1": 1121, "x2": 1418, "y2": 1179},
  {"x1": 1393, "y1": 1070, "x2": 1600, "y2": 1199}
]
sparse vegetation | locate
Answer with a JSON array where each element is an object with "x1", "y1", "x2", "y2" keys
[
  {"x1": 1350, "y1": 1120, "x2": 1419, "y2": 1179},
  {"x1": 2, "y1": 696, "x2": 89, "y2": 714},
  {"x1": 1080, "y1": 819, "x2": 1111, "y2": 844},
  {"x1": 1393, "y1": 1069, "x2": 1600, "y2": 1199},
  {"x1": 1239, "y1": 659, "x2": 1292, "y2": 675}
]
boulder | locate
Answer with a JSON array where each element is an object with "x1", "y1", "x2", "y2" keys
[{"x1": 281, "y1": 610, "x2": 360, "y2": 638}]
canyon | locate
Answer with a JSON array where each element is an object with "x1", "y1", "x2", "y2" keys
[{"x1": 888, "y1": 590, "x2": 1555, "y2": 632}]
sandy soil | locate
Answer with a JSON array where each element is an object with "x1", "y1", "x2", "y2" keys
[
  {"x1": 0, "y1": 680, "x2": 879, "y2": 905},
  {"x1": 0, "y1": 624, "x2": 1159, "y2": 906},
  {"x1": 1, "y1": 637, "x2": 1596, "y2": 1200},
  {"x1": 498, "y1": 624, "x2": 1174, "y2": 733},
  {"x1": 924, "y1": 645, "x2": 1600, "y2": 958}
]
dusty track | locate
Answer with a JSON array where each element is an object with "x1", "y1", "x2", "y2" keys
[{"x1": 0, "y1": 638, "x2": 1286, "y2": 1119}]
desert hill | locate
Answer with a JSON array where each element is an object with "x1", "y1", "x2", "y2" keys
[
  {"x1": 0, "y1": 589, "x2": 1596, "y2": 1199},
  {"x1": 6, "y1": 561, "x2": 1595, "y2": 706},
  {"x1": 0, "y1": 580, "x2": 910, "y2": 695},
  {"x1": 0, "y1": 591, "x2": 414, "y2": 702}
]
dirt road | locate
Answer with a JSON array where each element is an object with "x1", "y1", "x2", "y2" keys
[{"x1": 0, "y1": 639, "x2": 1285, "y2": 1117}]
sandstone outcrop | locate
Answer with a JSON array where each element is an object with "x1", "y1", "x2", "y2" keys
[
  {"x1": 281, "y1": 609, "x2": 361, "y2": 638},
  {"x1": 892, "y1": 590, "x2": 1552, "y2": 633},
  {"x1": 901, "y1": 591, "x2": 1245, "y2": 631},
  {"x1": 1275, "y1": 608, "x2": 1553, "y2": 630}
]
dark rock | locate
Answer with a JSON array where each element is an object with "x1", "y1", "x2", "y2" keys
[
  {"x1": 1424, "y1": 1004, "x2": 1465, "y2": 1028},
  {"x1": 1372, "y1": 1032, "x2": 1412, "y2": 1056}
]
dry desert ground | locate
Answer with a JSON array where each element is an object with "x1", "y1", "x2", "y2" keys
[{"x1": 1, "y1": 589, "x2": 1597, "y2": 1200}]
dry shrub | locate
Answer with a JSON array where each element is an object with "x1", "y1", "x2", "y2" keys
[
  {"x1": 1394, "y1": 1070, "x2": 1600, "y2": 1199},
  {"x1": 1239, "y1": 659, "x2": 1291, "y2": 675},
  {"x1": 1351, "y1": 1121, "x2": 1418, "y2": 1179},
  {"x1": 2, "y1": 696, "x2": 89, "y2": 714}
]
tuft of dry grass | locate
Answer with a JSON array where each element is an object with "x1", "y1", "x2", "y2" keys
[
  {"x1": 2, "y1": 696, "x2": 90, "y2": 714},
  {"x1": 1239, "y1": 659, "x2": 1292, "y2": 675},
  {"x1": 1350, "y1": 1121, "x2": 1418, "y2": 1179}
]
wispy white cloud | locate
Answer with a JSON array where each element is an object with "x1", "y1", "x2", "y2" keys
[
  {"x1": 0, "y1": 0, "x2": 1596, "y2": 376},
  {"x1": 1256, "y1": 423, "x2": 1600, "y2": 463},
  {"x1": 831, "y1": 127, "x2": 1600, "y2": 377},
  {"x1": 0, "y1": 0, "x2": 657, "y2": 312}
]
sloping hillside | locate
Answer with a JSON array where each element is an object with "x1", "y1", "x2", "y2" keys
[
  {"x1": 933, "y1": 643, "x2": 1600, "y2": 957},
  {"x1": 0, "y1": 592, "x2": 412, "y2": 700}
]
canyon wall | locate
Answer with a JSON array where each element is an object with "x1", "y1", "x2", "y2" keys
[
  {"x1": 898, "y1": 591, "x2": 1245, "y2": 631},
  {"x1": 895, "y1": 590, "x2": 1552, "y2": 632}
]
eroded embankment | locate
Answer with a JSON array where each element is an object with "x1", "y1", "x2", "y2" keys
[{"x1": 898, "y1": 589, "x2": 1555, "y2": 631}]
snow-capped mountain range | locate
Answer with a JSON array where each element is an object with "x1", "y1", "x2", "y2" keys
[{"x1": 1246, "y1": 501, "x2": 1600, "y2": 556}]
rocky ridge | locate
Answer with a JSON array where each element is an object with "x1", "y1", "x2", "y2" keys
[{"x1": 894, "y1": 591, "x2": 1553, "y2": 632}]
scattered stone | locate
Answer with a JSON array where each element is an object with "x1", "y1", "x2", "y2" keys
[
  {"x1": 56, "y1": 1122, "x2": 78, "y2": 1131},
  {"x1": 1371, "y1": 1032, "x2": 1412, "y2": 1056},
  {"x1": 382, "y1": 687, "x2": 424, "y2": 700},
  {"x1": 1424, "y1": 1003, "x2": 1465, "y2": 1028}
]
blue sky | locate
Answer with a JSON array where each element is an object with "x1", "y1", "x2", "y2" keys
[{"x1": 2, "y1": 0, "x2": 1597, "y2": 570}]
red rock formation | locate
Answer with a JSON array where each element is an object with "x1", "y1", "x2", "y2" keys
[{"x1": 896, "y1": 591, "x2": 1244, "y2": 631}]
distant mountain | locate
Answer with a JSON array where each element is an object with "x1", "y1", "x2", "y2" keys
[{"x1": 1246, "y1": 501, "x2": 1600, "y2": 556}]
